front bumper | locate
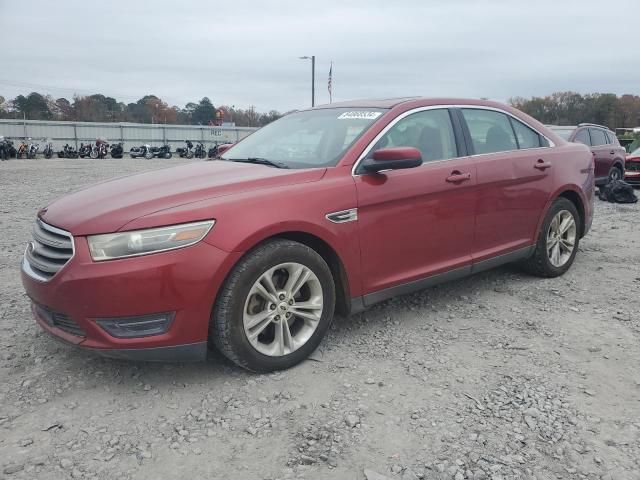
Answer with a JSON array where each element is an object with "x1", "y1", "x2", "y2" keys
[{"x1": 22, "y1": 235, "x2": 242, "y2": 362}]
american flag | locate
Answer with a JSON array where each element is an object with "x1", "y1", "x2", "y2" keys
[{"x1": 328, "y1": 62, "x2": 333, "y2": 104}]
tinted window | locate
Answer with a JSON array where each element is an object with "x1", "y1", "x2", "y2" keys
[
  {"x1": 373, "y1": 109, "x2": 458, "y2": 162},
  {"x1": 605, "y1": 131, "x2": 618, "y2": 145},
  {"x1": 461, "y1": 109, "x2": 517, "y2": 154},
  {"x1": 510, "y1": 118, "x2": 542, "y2": 149},
  {"x1": 574, "y1": 129, "x2": 591, "y2": 146},
  {"x1": 589, "y1": 128, "x2": 607, "y2": 146}
]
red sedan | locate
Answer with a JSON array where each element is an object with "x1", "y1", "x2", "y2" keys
[
  {"x1": 625, "y1": 147, "x2": 640, "y2": 186},
  {"x1": 21, "y1": 98, "x2": 595, "y2": 372}
]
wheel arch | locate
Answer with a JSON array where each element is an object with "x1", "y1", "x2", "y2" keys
[
  {"x1": 558, "y1": 190, "x2": 585, "y2": 237},
  {"x1": 213, "y1": 228, "x2": 354, "y2": 318}
]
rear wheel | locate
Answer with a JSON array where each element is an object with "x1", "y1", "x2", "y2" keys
[
  {"x1": 211, "y1": 239, "x2": 335, "y2": 372},
  {"x1": 521, "y1": 197, "x2": 580, "y2": 278},
  {"x1": 607, "y1": 165, "x2": 623, "y2": 183}
]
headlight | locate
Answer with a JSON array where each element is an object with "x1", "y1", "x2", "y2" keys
[{"x1": 87, "y1": 220, "x2": 215, "y2": 261}]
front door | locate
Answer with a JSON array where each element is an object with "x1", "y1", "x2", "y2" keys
[{"x1": 354, "y1": 108, "x2": 476, "y2": 301}]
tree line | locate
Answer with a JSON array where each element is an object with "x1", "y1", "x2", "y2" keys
[
  {"x1": 2, "y1": 90, "x2": 639, "y2": 130},
  {"x1": 0, "y1": 92, "x2": 283, "y2": 127},
  {"x1": 509, "y1": 92, "x2": 640, "y2": 130}
]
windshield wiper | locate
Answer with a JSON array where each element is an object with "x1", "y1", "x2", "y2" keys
[{"x1": 226, "y1": 157, "x2": 289, "y2": 169}]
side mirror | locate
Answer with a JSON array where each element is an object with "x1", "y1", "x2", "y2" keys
[{"x1": 360, "y1": 147, "x2": 423, "y2": 173}]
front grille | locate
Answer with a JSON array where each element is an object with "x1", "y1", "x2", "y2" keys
[
  {"x1": 23, "y1": 219, "x2": 74, "y2": 281},
  {"x1": 33, "y1": 303, "x2": 86, "y2": 337}
]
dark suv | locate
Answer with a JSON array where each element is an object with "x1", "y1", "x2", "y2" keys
[{"x1": 548, "y1": 124, "x2": 626, "y2": 187}]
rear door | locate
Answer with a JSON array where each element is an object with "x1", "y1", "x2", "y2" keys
[
  {"x1": 354, "y1": 108, "x2": 477, "y2": 300},
  {"x1": 458, "y1": 108, "x2": 554, "y2": 262},
  {"x1": 589, "y1": 128, "x2": 612, "y2": 181}
]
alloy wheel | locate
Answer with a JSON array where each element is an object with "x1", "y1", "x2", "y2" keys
[
  {"x1": 243, "y1": 262, "x2": 323, "y2": 357},
  {"x1": 546, "y1": 210, "x2": 577, "y2": 267},
  {"x1": 609, "y1": 168, "x2": 621, "y2": 182}
]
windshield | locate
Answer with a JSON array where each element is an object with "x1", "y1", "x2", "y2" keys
[
  {"x1": 547, "y1": 126, "x2": 575, "y2": 140},
  {"x1": 630, "y1": 147, "x2": 640, "y2": 157},
  {"x1": 221, "y1": 108, "x2": 386, "y2": 168}
]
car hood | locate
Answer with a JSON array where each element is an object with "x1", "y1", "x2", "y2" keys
[{"x1": 41, "y1": 161, "x2": 326, "y2": 235}]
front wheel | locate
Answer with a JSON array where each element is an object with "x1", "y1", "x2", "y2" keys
[
  {"x1": 521, "y1": 197, "x2": 580, "y2": 278},
  {"x1": 164, "y1": 152, "x2": 172, "y2": 159},
  {"x1": 186, "y1": 151, "x2": 194, "y2": 159},
  {"x1": 211, "y1": 239, "x2": 335, "y2": 372},
  {"x1": 144, "y1": 151, "x2": 153, "y2": 160}
]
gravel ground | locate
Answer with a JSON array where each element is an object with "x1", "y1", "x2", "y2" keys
[{"x1": 1, "y1": 158, "x2": 639, "y2": 480}]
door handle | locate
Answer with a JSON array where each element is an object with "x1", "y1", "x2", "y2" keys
[
  {"x1": 534, "y1": 159, "x2": 552, "y2": 170},
  {"x1": 445, "y1": 171, "x2": 471, "y2": 183},
  {"x1": 609, "y1": 150, "x2": 615, "y2": 155}
]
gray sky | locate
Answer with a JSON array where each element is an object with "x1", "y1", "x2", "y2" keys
[{"x1": 1, "y1": 0, "x2": 638, "y2": 112}]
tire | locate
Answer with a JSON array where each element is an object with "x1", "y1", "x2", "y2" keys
[
  {"x1": 186, "y1": 151, "x2": 194, "y2": 159},
  {"x1": 521, "y1": 197, "x2": 580, "y2": 278},
  {"x1": 164, "y1": 152, "x2": 172, "y2": 159},
  {"x1": 90, "y1": 149, "x2": 98, "y2": 159},
  {"x1": 211, "y1": 239, "x2": 336, "y2": 372},
  {"x1": 607, "y1": 165, "x2": 623, "y2": 183},
  {"x1": 144, "y1": 151, "x2": 153, "y2": 160}
]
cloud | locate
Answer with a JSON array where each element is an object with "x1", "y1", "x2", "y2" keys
[{"x1": 1, "y1": 0, "x2": 638, "y2": 112}]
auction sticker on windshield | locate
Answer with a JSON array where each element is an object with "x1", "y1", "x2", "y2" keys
[{"x1": 338, "y1": 111, "x2": 382, "y2": 120}]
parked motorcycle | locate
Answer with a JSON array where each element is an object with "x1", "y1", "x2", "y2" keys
[
  {"x1": 176, "y1": 140, "x2": 194, "y2": 159},
  {"x1": 91, "y1": 138, "x2": 109, "y2": 159},
  {"x1": 78, "y1": 143, "x2": 92, "y2": 158},
  {"x1": 110, "y1": 142, "x2": 124, "y2": 159},
  {"x1": 0, "y1": 136, "x2": 8, "y2": 161},
  {"x1": 130, "y1": 144, "x2": 153, "y2": 159},
  {"x1": 43, "y1": 139, "x2": 54, "y2": 159},
  {"x1": 27, "y1": 140, "x2": 40, "y2": 159},
  {"x1": 207, "y1": 143, "x2": 220, "y2": 160},
  {"x1": 57, "y1": 144, "x2": 78, "y2": 159},
  {"x1": 16, "y1": 140, "x2": 28, "y2": 159},
  {"x1": 194, "y1": 142, "x2": 206, "y2": 159},
  {"x1": 150, "y1": 144, "x2": 172, "y2": 159}
]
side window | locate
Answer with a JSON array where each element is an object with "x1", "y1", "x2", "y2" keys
[
  {"x1": 605, "y1": 131, "x2": 618, "y2": 145},
  {"x1": 574, "y1": 129, "x2": 591, "y2": 146},
  {"x1": 589, "y1": 128, "x2": 607, "y2": 146},
  {"x1": 510, "y1": 118, "x2": 542, "y2": 149},
  {"x1": 373, "y1": 109, "x2": 458, "y2": 162},
  {"x1": 461, "y1": 109, "x2": 517, "y2": 154}
]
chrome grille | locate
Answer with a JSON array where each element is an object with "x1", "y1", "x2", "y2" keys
[
  {"x1": 23, "y1": 219, "x2": 74, "y2": 281},
  {"x1": 33, "y1": 303, "x2": 86, "y2": 337}
]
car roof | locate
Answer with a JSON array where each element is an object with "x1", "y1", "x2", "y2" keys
[
  {"x1": 312, "y1": 97, "x2": 523, "y2": 110},
  {"x1": 312, "y1": 97, "x2": 421, "y2": 109}
]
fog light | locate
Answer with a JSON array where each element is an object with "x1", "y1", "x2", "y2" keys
[{"x1": 96, "y1": 312, "x2": 175, "y2": 338}]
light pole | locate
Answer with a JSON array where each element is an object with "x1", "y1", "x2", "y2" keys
[{"x1": 299, "y1": 55, "x2": 315, "y2": 107}]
